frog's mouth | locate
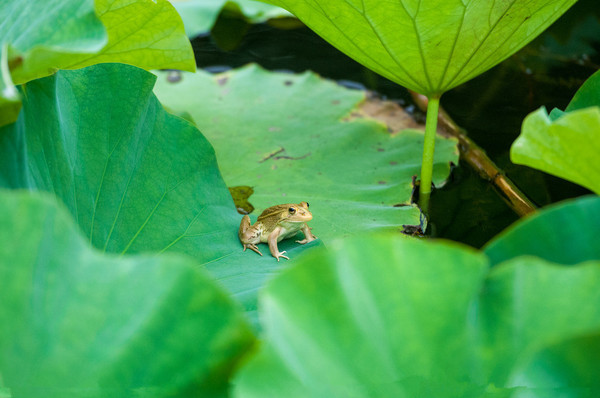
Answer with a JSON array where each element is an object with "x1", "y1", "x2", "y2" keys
[
  {"x1": 296, "y1": 211, "x2": 312, "y2": 222},
  {"x1": 288, "y1": 213, "x2": 312, "y2": 223}
]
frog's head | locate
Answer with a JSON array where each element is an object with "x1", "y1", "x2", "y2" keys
[
  {"x1": 257, "y1": 201, "x2": 313, "y2": 226},
  {"x1": 284, "y1": 201, "x2": 312, "y2": 223}
]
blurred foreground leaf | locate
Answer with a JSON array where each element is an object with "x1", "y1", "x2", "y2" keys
[
  {"x1": 234, "y1": 234, "x2": 600, "y2": 397},
  {"x1": 0, "y1": 191, "x2": 254, "y2": 397}
]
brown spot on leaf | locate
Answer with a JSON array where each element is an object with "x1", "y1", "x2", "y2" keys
[
  {"x1": 390, "y1": 161, "x2": 398, "y2": 165},
  {"x1": 284, "y1": 80, "x2": 293, "y2": 86},
  {"x1": 378, "y1": 181, "x2": 386, "y2": 185},
  {"x1": 343, "y1": 93, "x2": 423, "y2": 134},
  {"x1": 332, "y1": 99, "x2": 340, "y2": 105},
  {"x1": 377, "y1": 148, "x2": 385, "y2": 152},
  {"x1": 217, "y1": 76, "x2": 229, "y2": 86}
]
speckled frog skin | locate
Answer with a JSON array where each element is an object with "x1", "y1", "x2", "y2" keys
[{"x1": 238, "y1": 201, "x2": 316, "y2": 261}]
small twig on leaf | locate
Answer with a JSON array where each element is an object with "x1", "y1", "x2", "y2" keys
[{"x1": 410, "y1": 91, "x2": 537, "y2": 217}]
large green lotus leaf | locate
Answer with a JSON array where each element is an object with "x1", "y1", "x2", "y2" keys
[
  {"x1": 481, "y1": 257, "x2": 600, "y2": 396},
  {"x1": 233, "y1": 235, "x2": 600, "y2": 397},
  {"x1": 0, "y1": 191, "x2": 254, "y2": 397},
  {"x1": 66, "y1": 0, "x2": 195, "y2": 72},
  {"x1": 153, "y1": 65, "x2": 458, "y2": 241},
  {"x1": 258, "y1": 0, "x2": 577, "y2": 96},
  {"x1": 0, "y1": 63, "x2": 318, "y2": 325},
  {"x1": 0, "y1": 63, "x2": 232, "y2": 259},
  {"x1": 510, "y1": 106, "x2": 600, "y2": 194},
  {"x1": 509, "y1": 333, "x2": 600, "y2": 396},
  {"x1": 483, "y1": 196, "x2": 600, "y2": 266},
  {"x1": 0, "y1": 0, "x2": 195, "y2": 125},
  {"x1": 170, "y1": 0, "x2": 290, "y2": 37}
]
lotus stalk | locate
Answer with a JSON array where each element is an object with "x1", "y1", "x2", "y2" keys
[{"x1": 418, "y1": 95, "x2": 440, "y2": 211}]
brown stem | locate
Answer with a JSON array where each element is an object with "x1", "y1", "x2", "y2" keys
[{"x1": 410, "y1": 91, "x2": 537, "y2": 217}]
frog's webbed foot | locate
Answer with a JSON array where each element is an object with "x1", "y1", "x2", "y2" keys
[
  {"x1": 243, "y1": 243, "x2": 263, "y2": 256},
  {"x1": 274, "y1": 250, "x2": 289, "y2": 262},
  {"x1": 296, "y1": 237, "x2": 317, "y2": 244}
]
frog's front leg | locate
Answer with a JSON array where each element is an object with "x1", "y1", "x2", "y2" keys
[
  {"x1": 268, "y1": 226, "x2": 289, "y2": 261},
  {"x1": 239, "y1": 215, "x2": 263, "y2": 256},
  {"x1": 296, "y1": 223, "x2": 317, "y2": 244}
]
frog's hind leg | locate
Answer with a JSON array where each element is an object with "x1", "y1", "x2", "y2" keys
[
  {"x1": 239, "y1": 215, "x2": 263, "y2": 256},
  {"x1": 244, "y1": 243, "x2": 263, "y2": 256}
]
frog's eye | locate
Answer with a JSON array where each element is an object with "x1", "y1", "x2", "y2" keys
[
  {"x1": 288, "y1": 207, "x2": 296, "y2": 214},
  {"x1": 306, "y1": 202, "x2": 309, "y2": 208}
]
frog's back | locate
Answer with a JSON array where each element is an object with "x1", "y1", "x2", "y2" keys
[{"x1": 257, "y1": 204, "x2": 288, "y2": 221}]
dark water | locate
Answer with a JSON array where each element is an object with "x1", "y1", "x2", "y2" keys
[{"x1": 191, "y1": 0, "x2": 600, "y2": 248}]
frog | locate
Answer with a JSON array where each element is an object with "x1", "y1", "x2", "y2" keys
[{"x1": 238, "y1": 201, "x2": 317, "y2": 261}]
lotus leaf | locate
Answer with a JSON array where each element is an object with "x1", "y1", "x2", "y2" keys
[
  {"x1": 484, "y1": 196, "x2": 600, "y2": 266},
  {"x1": 511, "y1": 70, "x2": 600, "y2": 193},
  {"x1": 258, "y1": 0, "x2": 577, "y2": 96},
  {"x1": 0, "y1": 191, "x2": 254, "y2": 397},
  {"x1": 153, "y1": 65, "x2": 459, "y2": 241},
  {"x1": 0, "y1": 0, "x2": 195, "y2": 125},
  {"x1": 234, "y1": 234, "x2": 600, "y2": 397},
  {"x1": 171, "y1": 0, "x2": 290, "y2": 37},
  {"x1": 0, "y1": 63, "x2": 318, "y2": 326}
]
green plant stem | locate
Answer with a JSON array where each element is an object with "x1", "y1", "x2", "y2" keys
[
  {"x1": 409, "y1": 90, "x2": 536, "y2": 217},
  {"x1": 418, "y1": 95, "x2": 440, "y2": 212}
]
